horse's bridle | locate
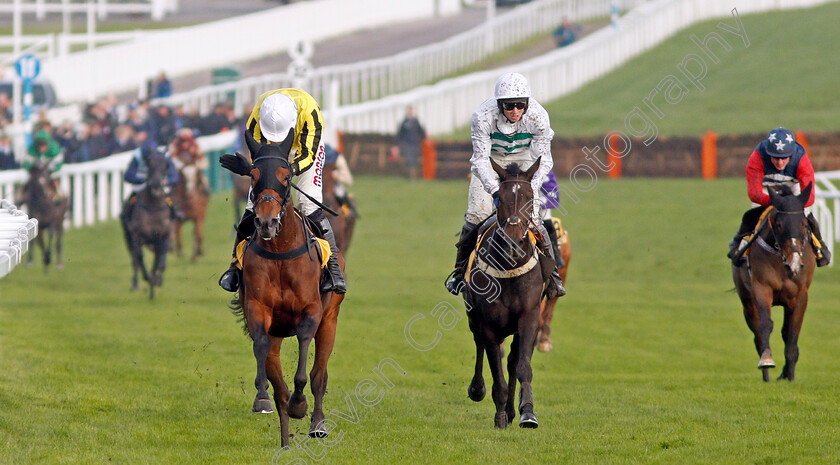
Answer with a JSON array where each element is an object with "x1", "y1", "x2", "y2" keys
[
  {"x1": 497, "y1": 179, "x2": 534, "y2": 240},
  {"x1": 251, "y1": 155, "x2": 293, "y2": 227},
  {"x1": 759, "y1": 209, "x2": 807, "y2": 262}
]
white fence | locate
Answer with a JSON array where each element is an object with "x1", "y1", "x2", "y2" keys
[
  {"x1": 813, "y1": 171, "x2": 840, "y2": 266},
  {"x1": 40, "y1": 0, "x2": 462, "y2": 103},
  {"x1": 0, "y1": 0, "x2": 178, "y2": 21},
  {"x1": 154, "y1": 0, "x2": 644, "y2": 116},
  {"x1": 0, "y1": 130, "x2": 237, "y2": 230},
  {"x1": 327, "y1": 0, "x2": 839, "y2": 138},
  {"x1": 0, "y1": 199, "x2": 38, "y2": 279}
]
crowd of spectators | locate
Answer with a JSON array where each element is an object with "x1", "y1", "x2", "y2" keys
[{"x1": 0, "y1": 89, "x2": 247, "y2": 170}]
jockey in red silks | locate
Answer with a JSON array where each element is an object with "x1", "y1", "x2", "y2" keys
[{"x1": 728, "y1": 127, "x2": 830, "y2": 266}]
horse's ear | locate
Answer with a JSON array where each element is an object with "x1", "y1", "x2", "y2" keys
[
  {"x1": 525, "y1": 157, "x2": 542, "y2": 180},
  {"x1": 767, "y1": 186, "x2": 779, "y2": 205},
  {"x1": 245, "y1": 130, "x2": 261, "y2": 160},
  {"x1": 798, "y1": 182, "x2": 813, "y2": 206},
  {"x1": 276, "y1": 128, "x2": 295, "y2": 157},
  {"x1": 491, "y1": 159, "x2": 506, "y2": 179}
]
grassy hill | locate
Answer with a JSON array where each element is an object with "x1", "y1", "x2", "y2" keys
[
  {"x1": 446, "y1": 2, "x2": 840, "y2": 140},
  {"x1": 547, "y1": 1, "x2": 840, "y2": 137}
]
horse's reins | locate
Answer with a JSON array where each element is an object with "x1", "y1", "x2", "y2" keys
[{"x1": 756, "y1": 208, "x2": 806, "y2": 260}]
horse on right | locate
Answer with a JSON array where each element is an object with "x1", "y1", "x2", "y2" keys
[
  {"x1": 537, "y1": 218, "x2": 571, "y2": 353},
  {"x1": 733, "y1": 184, "x2": 816, "y2": 382}
]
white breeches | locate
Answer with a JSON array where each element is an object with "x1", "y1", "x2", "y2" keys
[{"x1": 246, "y1": 143, "x2": 326, "y2": 216}]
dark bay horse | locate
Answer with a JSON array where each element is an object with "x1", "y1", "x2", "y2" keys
[
  {"x1": 122, "y1": 150, "x2": 172, "y2": 299},
  {"x1": 321, "y1": 161, "x2": 356, "y2": 254},
  {"x1": 19, "y1": 161, "x2": 68, "y2": 271},
  {"x1": 465, "y1": 158, "x2": 545, "y2": 429},
  {"x1": 172, "y1": 164, "x2": 209, "y2": 262},
  {"x1": 537, "y1": 222, "x2": 571, "y2": 352},
  {"x1": 221, "y1": 131, "x2": 344, "y2": 447},
  {"x1": 733, "y1": 184, "x2": 816, "y2": 382}
]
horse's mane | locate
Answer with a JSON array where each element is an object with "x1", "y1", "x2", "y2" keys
[
  {"x1": 503, "y1": 163, "x2": 525, "y2": 178},
  {"x1": 773, "y1": 185, "x2": 795, "y2": 197}
]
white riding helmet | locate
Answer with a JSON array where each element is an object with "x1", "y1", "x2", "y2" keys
[
  {"x1": 259, "y1": 93, "x2": 297, "y2": 143},
  {"x1": 494, "y1": 72, "x2": 531, "y2": 101}
]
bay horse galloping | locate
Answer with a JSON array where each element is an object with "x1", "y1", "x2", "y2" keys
[
  {"x1": 465, "y1": 158, "x2": 546, "y2": 429},
  {"x1": 172, "y1": 163, "x2": 209, "y2": 262},
  {"x1": 122, "y1": 150, "x2": 172, "y2": 299},
  {"x1": 221, "y1": 132, "x2": 344, "y2": 448},
  {"x1": 733, "y1": 184, "x2": 816, "y2": 382},
  {"x1": 20, "y1": 160, "x2": 68, "y2": 271},
  {"x1": 537, "y1": 222, "x2": 571, "y2": 352}
]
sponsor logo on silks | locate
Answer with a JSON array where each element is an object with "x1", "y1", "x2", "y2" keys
[{"x1": 313, "y1": 145, "x2": 325, "y2": 188}]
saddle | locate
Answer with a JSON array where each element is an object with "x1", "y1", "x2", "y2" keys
[
  {"x1": 465, "y1": 217, "x2": 540, "y2": 282},
  {"x1": 738, "y1": 206, "x2": 823, "y2": 259}
]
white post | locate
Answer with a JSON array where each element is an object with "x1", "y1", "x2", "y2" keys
[
  {"x1": 485, "y1": 0, "x2": 496, "y2": 55},
  {"x1": 151, "y1": 0, "x2": 164, "y2": 21},
  {"x1": 87, "y1": 2, "x2": 96, "y2": 102},
  {"x1": 36, "y1": 0, "x2": 45, "y2": 20},
  {"x1": 62, "y1": 0, "x2": 71, "y2": 36},
  {"x1": 326, "y1": 79, "x2": 340, "y2": 146},
  {"x1": 12, "y1": 0, "x2": 24, "y2": 161}
]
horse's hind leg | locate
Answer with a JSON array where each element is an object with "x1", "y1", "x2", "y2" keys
[
  {"x1": 483, "y1": 334, "x2": 508, "y2": 429},
  {"x1": 288, "y1": 310, "x2": 320, "y2": 419},
  {"x1": 174, "y1": 221, "x2": 184, "y2": 258},
  {"x1": 266, "y1": 337, "x2": 291, "y2": 447},
  {"x1": 194, "y1": 217, "x2": 204, "y2": 260},
  {"x1": 309, "y1": 306, "x2": 338, "y2": 438},
  {"x1": 779, "y1": 294, "x2": 808, "y2": 381},
  {"x1": 55, "y1": 225, "x2": 64, "y2": 270},
  {"x1": 538, "y1": 298, "x2": 558, "y2": 352}
]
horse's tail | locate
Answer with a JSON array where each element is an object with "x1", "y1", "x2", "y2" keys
[{"x1": 228, "y1": 293, "x2": 251, "y2": 338}]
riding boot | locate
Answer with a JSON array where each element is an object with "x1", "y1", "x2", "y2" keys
[
  {"x1": 535, "y1": 221, "x2": 566, "y2": 299},
  {"x1": 166, "y1": 197, "x2": 184, "y2": 222},
  {"x1": 542, "y1": 219, "x2": 566, "y2": 270},
  {"x1": 728, "y1": 207, "x2": 763, "y2": 266},
  {"x1": 308, "y1": 210, "x2": 347, "y2": 294},
  {"x1": 807, "y1": 213, "x2": 831, "y2": 267},
  {"x1": 219, "y1": 210, "x2": 256, "y2": 292},
  {"x1": 445, "y1": 222, "x2": 479, "y2": 295}
]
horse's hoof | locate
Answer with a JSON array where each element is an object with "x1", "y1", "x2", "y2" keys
[
  {"x1": 777, "y1": 373, "x2": 793, "y2": 382},
  {"x1": 55, "y1": 264, "x2": 64, "y2": 271},
  {"x1": 757, "y1": 356, "x2": 775, "y2": 369},
  {"x1": 309, "y1": 422, "x2": 329, "y2": 438},
  {"x1": 494, "y1": 412, "x2": 508, "y2": 429},
  {"x1": 537, "y1": 341, "x2": 552, "y2": 352},
  {"x1": 467, "y1": 382, "x2": 486, "y2": 402},
  {"x1": 519, "y1": 412, "x2": 539, "y2": 428},
  {"x1": 252, "y1": 398, "x2": 273, "y2": 414},
  {"x1": 288, "y1": 394, "x2": 308, "y2": 419}
]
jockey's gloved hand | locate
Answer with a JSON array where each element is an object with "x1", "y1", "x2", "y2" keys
[
  {"x1": 492, "y1": 191, "x2": 500, "y2": 209},
  {"x1": 220, "y1": 152, "x2": 252, "y2": 176}
]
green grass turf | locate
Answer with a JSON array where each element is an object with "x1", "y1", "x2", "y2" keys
[
  {"x1": 445, "y1": 2, "x2": 840, "y2": 141},
  {"x1": 2, "y1": 176, "x2": 840, "y2": 464}
]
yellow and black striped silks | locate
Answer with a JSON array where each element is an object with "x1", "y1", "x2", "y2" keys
[{"x1": 246, "y1": 88, "x2": 324, "y2": 175}]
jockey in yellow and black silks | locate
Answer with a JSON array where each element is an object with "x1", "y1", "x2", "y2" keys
[{"x1": 219, "y1": 89, "x2": 347, "y2": 295}]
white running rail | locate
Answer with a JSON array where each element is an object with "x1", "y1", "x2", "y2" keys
[
  {"x1": 0, "y1": 199, "x2": 38, "y2": 279},
  {"x1": 814, "y1": 171, "x2": 840, "y2": 266},
  {"x1": 327, "y1": 0, "x2": 839, "y2": 139},
  {"x1": 0, "y1": 131, "x2": 237, "y2": 231}
]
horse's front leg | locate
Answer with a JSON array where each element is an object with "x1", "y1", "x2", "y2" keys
[
  {"x1": 516, "y1": 308, "x2": 540, "y2": 428},
  {"x1": 779, "y1": 292, "x2": 808, "y2": 381},
  {"x1": 174, "y1": 221, "x2": 184, "y2": 258},
  {"x1": 467, "y1": 310, "x2": 486, "y2": 402},
  {"x1": 308, "y1": 301, "x2": 339, "y2": 438},
  {"x1": 248, "y1": 302, "x2": 274, "y2": 414},
  {"x1": 288, "y1": 309, "x2": 321, "y2": 419},
  {"x1": 750, "y1": 285, "x2": 776, "y2": 381},
  {"x1": 194, "y1": 217, "x2": 204, "y2": 260},
  {"x1": 152, "y1": 235, "x2": 169, "y2": 287},
  {"x1": 505, "y1": 334, "x2": 520, "y2": 423},
  {"x1": 483, "y1": 332, "x2": 508, "y2": 429},
  {"x1": 265, "y1": 336, "x2": 291, "y2": 447}
]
